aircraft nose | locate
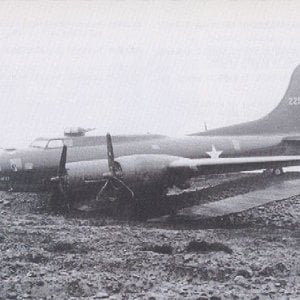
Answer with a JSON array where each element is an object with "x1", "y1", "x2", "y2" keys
[{"x1": 0, "y1": 150, "x2": 12, "y2": 175}]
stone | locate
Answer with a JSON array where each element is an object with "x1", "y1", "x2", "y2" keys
[
  {"x1": 234, "y1": 275, "x2": 250, "y2": 288},
  {"x1": 3, "y1": 200, "x2": 10, "y2": 206},
  {"x1": 93, "y1": 291, "x2": 109, "y2": 299},
  {"x1": 0, "y1": 234, "x2": 5, "y2": 243},
  {"x1": 275, "y1": 282, "x2": 281, "y2": 287},
  {"x1": 236, "y1": 268, "x2": 253, "y2": 278},
  {"x1": 26, "y1": 271, "x2": 36, "y2": 277},
  {"x1": 259, "y1": 266, "x2": 273, "y2": 276},
  {"x1": 6, "y1": 292, "x2": 17, "y2": 299},
  {"x1": 36, "y1": 280, "x2": 45, "y2": 286},
  {"x1": 278, "y1": 279, "x2": 287, "y2": 286},
  {"x1": 183, "y1": 254, "x2": 194, "y2": 263}
]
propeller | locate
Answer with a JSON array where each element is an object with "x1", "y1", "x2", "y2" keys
[
  {"x1": 97, "y1": 133, "x2": 134, "y2": 201},
  {"x1": 107, "y1": 132, "x2": 117, "y2": 176},
  {"x1": 50, "y1": 145, "x2": 70, "y2": 210}
]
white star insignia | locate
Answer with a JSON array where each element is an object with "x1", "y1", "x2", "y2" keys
[{"x1": 206, "y1": 145, "x2": 223, "y2": 159}]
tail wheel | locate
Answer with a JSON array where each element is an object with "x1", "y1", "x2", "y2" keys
[{"x1": 272, "y1": 168, "x2": 284, "y2": 176}]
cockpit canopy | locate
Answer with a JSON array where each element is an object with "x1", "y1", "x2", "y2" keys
[{"x1": 30, "y1": 138, "x2": 73, "y2": 149}]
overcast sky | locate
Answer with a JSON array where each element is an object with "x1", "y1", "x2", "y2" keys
[{"x1": 0, "y1": 0, "x2": 300, "y2": 148}]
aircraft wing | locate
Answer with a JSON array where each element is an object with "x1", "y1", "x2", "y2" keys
[
  {"x1": 282, "y1": 136, "x2": 300, "y2": 146},
  {"x1": 168, "y1": 155, "x2": 300, "y2": 175}
]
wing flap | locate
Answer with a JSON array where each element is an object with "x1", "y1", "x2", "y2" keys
[
  {"x1": 282, "y1": 136, "x2": 300, "y2": 147},
  {"x1": 169, "y1": 156, "x2": 300, "y2": 175}
]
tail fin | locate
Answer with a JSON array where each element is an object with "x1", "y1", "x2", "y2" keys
[
  {"x1": 194, "y1": 65, "x2": 300, "y2": 136},
  {"x1": 264, "y1": 64, "x2": 300, "y2": 133}
]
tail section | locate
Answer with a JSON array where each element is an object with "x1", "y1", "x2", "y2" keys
[{"x1": 193, "y1": 65, "x2": 300, "y2": 136}]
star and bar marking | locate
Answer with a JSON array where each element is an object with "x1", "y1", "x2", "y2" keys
[{"x1": 206, "y1": 145, "x2": 223, "y2": 159}]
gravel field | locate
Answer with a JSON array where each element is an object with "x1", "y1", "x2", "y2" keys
[{"x1": 0, "y1": 174, "x2": 299, "y2": 300}]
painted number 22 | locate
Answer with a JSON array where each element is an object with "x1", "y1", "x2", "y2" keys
[{"x1": 288, "y1": 97, "x2": 300, "y2": 105}]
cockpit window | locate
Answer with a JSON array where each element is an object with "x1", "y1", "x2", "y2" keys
[
  {"x1": 30, "y1": 140, "x2": 49, "y2": 148},
  {"x1": 30, "y1": 138, "x2": 73, "y2": 149},
  {"x1": 63, "y1": 139, "x2": 73, "y2": 147},
  {"x1": 47, "y1": 139, "x2": 64, "y2": 149}
]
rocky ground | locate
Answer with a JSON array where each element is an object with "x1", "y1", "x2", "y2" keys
[{"x1": 0, "y1": 173, "x2": 299, "y2": 299}]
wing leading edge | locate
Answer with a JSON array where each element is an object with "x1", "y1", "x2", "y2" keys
[{"x1": 168, "y1": 155, "x2": 300, "y2": 176}]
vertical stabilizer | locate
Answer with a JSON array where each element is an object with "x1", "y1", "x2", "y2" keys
[{"x1": 193, "y1": 65, "x2": 300, "y2": 136}]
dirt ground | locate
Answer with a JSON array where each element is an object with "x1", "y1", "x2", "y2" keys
[{"x1": 0, "y1": 174, "x2": 300, "y2": 299}]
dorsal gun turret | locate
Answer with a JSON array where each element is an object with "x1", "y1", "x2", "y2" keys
[{"x1": 64, "y1": 127, "x2": 96, "y2": 137}]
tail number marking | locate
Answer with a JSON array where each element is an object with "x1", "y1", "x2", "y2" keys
[{"x1": 288, "y1": 97, "x2": 300, "y2": 105}]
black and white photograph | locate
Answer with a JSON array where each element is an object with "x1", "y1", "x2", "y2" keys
[{"x1": 0, "y1": 1, "x2": 299, "y2": 299}]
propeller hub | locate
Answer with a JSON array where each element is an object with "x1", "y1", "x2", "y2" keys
[
  {"x1": 50, "y1": 176, "x2": 60, "y2": 183},
  {"x1": 102, "y1": 171, "x2": 114, "y2": 179},
  {"x1": 97, "y1": 133, "x2": 135, "y2": 201}
]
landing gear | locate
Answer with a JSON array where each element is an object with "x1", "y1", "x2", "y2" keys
[
  {"x1": 272, "y1": 168, "x2": 284, "y2": 176},
  {"x1": 264, "y1": 168, "x2": 284, "y2": 176}
]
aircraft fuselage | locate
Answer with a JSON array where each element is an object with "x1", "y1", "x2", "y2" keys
[{"x1": 0, "y1": 134, "x2": 290, "y2": 192}]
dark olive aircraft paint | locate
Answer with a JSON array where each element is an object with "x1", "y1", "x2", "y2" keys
[{"x1": 1, "y1": 65, "x2": 300, "y2": 193}]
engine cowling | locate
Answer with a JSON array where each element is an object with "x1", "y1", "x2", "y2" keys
[
  {"x1": 116, "y1": 154, "x2": 179, "y2": 194},
  {"x1": 66, "y1": 154, "x2": 180, "y2": 196},
  {"x1": 66, "y1": 159, "x2": 108, "y2": 185}
]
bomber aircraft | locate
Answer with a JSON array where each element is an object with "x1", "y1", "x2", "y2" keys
[{"x1": 1, "y1": 65, "x2": 300, "y2": 213}]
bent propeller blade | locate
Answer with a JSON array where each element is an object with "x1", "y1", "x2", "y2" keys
[
  {"x1": 111, "y1": 177, "x2": 135, "y2": 198},
  {"x1": 106, "y1": 133, "x2": 116, "y2": 176},
  {"x1": 58, "y1": 145, "x2": 67, "y2": 177}
]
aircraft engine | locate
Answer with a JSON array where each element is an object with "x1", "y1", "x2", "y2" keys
[
  {"x1": 115, "y1": 155, "x2": 178, "y2": 194},
  {"x1": 49, "y1": 134, "x2": 185, "y2": 213},
  {"x1": 66, "y1": 159, "x2": 109, "y2": 186},
  {"x1": 65, "y1": 154, "x2": 178, "y2": 195}
]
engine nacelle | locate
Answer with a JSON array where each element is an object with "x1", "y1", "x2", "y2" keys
[
  {"x1": 116, "y1": 155, "x2": 179, "y2": 193},
  {"x1": 66, "y1": 154, "x2": 180, "y2": 195},
  {"x1": 66, "y1": 159, "x2": 109, "y2": 186}
]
